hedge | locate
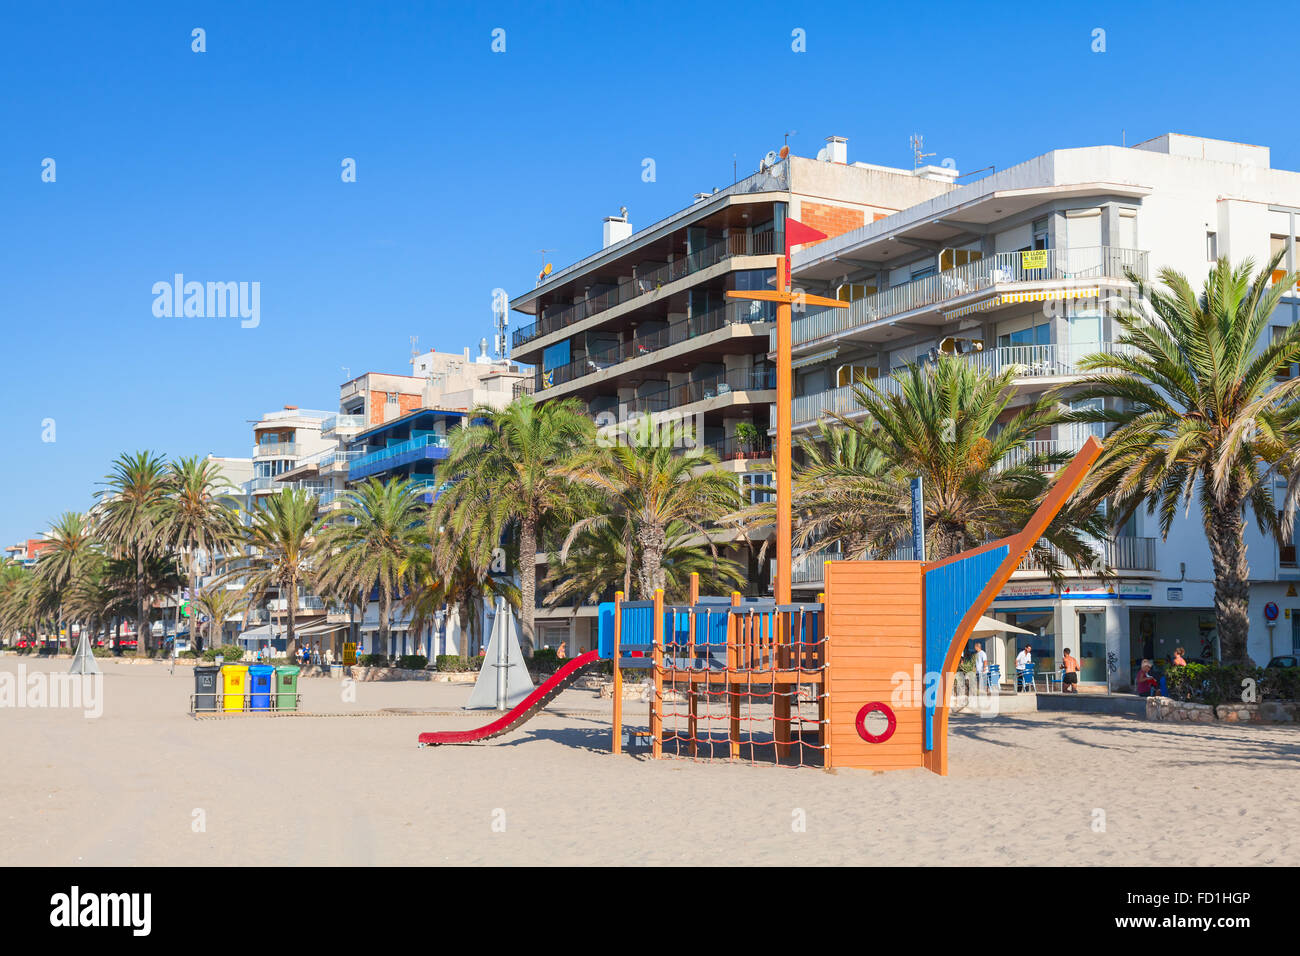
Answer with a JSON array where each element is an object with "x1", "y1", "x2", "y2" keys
[
  {"x1": 1163, "y1": 663, "x2": 1300, "y2": 705},
  {"x1": 435, "y1": 654, "x2": 486, "y2": 673}
]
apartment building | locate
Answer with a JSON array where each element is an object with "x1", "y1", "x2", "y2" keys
[
  {"x1": 4, "y1": 536, "x2": 52, "y2": 569},
  {"x1": 509, "y1": 138, "x2": 959, "y2": 651},
  {"x1": 786, "y1": 132, "x2": 1300, "y2": 681}
]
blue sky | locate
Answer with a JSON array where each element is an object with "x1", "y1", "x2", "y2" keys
[{"x1": 0, "y1": 0, "x2": 1292, "y2": 546}]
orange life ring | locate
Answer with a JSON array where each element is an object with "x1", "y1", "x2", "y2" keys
[{"x1": 855, "y1": 702, "x2": 896, "y2": 743}]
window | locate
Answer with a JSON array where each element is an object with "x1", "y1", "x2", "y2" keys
[
  {"x1": 740, "y1": 472, "x2": 774, "y2": 506},
  {"x1": 910, "y1": 263, "x2": 936, "y2": 281},
  {"x1": 386, "y1": 392, "x2": 399, "y2": 405},
  {"x1": 835, "y1": 283, "x2": 877, "y2": 302},
  {"x1": 1206, "y1": 231, "x2": 1217, "y2": 261},
  {"x1": 1273, "y1": 326, "x2": 1296, "y2": 380},
  {"x1": 939, "y1": 248, "x2": 983, "y2": 271},
  {"x1": 1032, "y1": 217, "x2": 1050, "y2": 250},
  {"x1": 1271, "y1": 235, "x2": 1292, "y2": 284},
  {"x1": 836, "y1": 364, "x2": 876, "y2": 387}
]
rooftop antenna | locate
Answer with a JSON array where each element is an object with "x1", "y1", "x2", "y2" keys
[
  {"x1": 340, "y1": 365, "x2": 351, "y2": 381},
  {"x1": 493, "y1": 287, "x2": 510, "y2": 358},
  {"x1": 910, "y1": 133, "x2": 935, "y2": 169},
  {"x1": 784, "y1": 129, "x2": 797, "y2": 148}
]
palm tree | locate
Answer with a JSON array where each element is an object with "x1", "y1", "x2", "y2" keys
[
  {"x1": 402, "y1": 537, "x2": 519, "y2": 660},
  {"x1": 0, "y1": 561, "x2": 31, "y2": 645},
  {"x1": 728, "y1": 422, "x2": 888, "y2": 561},
  {"x1": 34, "y1": 511, "x2": 99, "y2": 651},
  {"x1": 157, "y1": 456, "x2": 242, "y2": 649},
  {"x1": 433, "y1": 395, "x2": 592, "y2": 652},
  {"x1": 543, "y1": 517, "x2": 746, "y2": 607},
  {"x1": 64, "y1": 552, "x2": 126, "y2": 650},
  {"x1": 190, "y1": 586, "x2": 249, "y2": 651},
  {"x1": 771, "y1": 357, "x2": 1107, "y2": 573},
  {"x1": 95, "y1": 451, "x2": 170, "y2": 656},
  {"x1": 1065, "y1": 253, "x2": 1300, "y2": 663},
  {"x1": 213, "y1": 489, "x2": 319, "y2": 660},
  {"x1": 314, "y1": 478, "x2": 426, "y2": 660},
  {"x1": 564, "y1": 418, "x2": 744, "y2": 599}
]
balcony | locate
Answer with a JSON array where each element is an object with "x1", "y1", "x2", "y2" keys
[
  {"x1": 349, "y1": 434, "x2": 450, "y2": 481},
  {"x1": 790, "y1": 377, "x2": 904, "y2": 431},
  {"x1": 253, "y1": 442, "x2": 300, "y2": 460},
  {"x1": 704, "y1": 432, "x2": 772, "y2": 462},
  {"x1": 789, "y1": 246, "x2": 1149, "y2": 352},
  {"x1": 321, "y1": 414, "x2": 367, "y2": 435},
  {"x1": 513, "y1": 230, "x2": 778, "y2": 350},
  {"x1": 248, "y1": 476, "x2": 281, "y2": 493},
  {"x1": 319, "y1": 448, "x2": 363, "y2": 472},
  {"x1": 789, "y1": 342, "x2": 1123, "y2": 431},
  {"x1": 620, "y1": 366, "x2": 776, "y2": 418},
  {"x1": 537, "y1": 300, "x2": 773, "y2": 392},
  {"x1": 1018, "y1": 536, "x2": 1158, "y2": 573}
]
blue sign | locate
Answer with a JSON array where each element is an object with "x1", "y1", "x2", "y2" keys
[{"x1": 910, "y1": 476, "x2": 925, "y2": 560}]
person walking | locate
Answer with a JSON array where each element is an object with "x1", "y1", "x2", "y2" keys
[
  {"x1": 972, "y1": 641, "x2": 989, "y2": 694},
  {"x1": 1062, "y1": 647, "x2": 1081, "y2": 694}
]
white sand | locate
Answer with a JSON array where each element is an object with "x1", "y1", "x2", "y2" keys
[{"x1": 1, "y1": 656, "x2": 1297, "y2": 866}]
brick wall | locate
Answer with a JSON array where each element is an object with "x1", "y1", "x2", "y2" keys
[
  {"x1": 798, "y1": 202, "x2": 866, "y2": 251},
  {"x1": 367, "y1": 390, "x2": 425, "y2": 425}
]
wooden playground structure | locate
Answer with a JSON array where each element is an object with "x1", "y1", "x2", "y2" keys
[{"x1": 605, "y1": 437, "x2": 1103, "y2": 775}]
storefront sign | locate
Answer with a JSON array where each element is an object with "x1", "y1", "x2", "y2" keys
[
  {"x1": 1167, "y1": 587, "x2": 1183, "y2": 601},
  {"x1": 342, "y1": 642, "x2": 357, "y2": 665}
]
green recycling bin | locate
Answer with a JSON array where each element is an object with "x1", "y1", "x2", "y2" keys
[{"x1": 275, "y1": 665, "x2": 301, "y2": 711}]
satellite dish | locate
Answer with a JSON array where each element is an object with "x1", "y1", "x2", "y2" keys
[
  {"x1": 761, "y1": 150, "x2": 778, "y2": 169},
  {"x1": 778, "y1": 145, "x2": 790, "y2": 159},
  {"x1": 542, "y1": 263, "x2": 552, "y2": 276}
]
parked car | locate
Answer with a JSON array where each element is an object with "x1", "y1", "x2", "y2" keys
[{"x1": 1266, "y1": 655, "x2": 1297, "y2": 669}]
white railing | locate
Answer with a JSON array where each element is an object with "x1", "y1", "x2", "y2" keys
[
  {"x1": 253, "y1": 442, "x2": 299, "y2": 459},
  {"x1": 1018, "y1": 536, "x2": 1158, "y2": 573},
  {"x1": 321, "y1": 414, "x2": 367, "y2": 435},
  {"x1": 790, "y1": 246, "x2": 1149, "y2": 349},
  {"x1": 961, "y1": 340, "x2": 1133, "y2": 379},
  {"x1": 790, "y1": 378, "x2": 904, "y2": 429}
]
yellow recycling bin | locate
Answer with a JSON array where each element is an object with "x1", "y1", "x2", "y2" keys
[{"x1": 221, "y1": 664, "x2": 249, "y2": 712}]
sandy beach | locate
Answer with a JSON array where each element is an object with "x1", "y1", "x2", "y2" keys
[{"x1": 1, "y1": 655, "x2": 1297, "y2": 866}]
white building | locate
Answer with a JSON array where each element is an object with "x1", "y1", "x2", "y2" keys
[{"x1": 789, "y1": 133, "x2": 1300, "y2": 683}]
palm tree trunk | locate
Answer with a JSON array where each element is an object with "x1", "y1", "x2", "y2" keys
[
  {"x1": 379, "y1": 588, "x2": 392, "y2": 663},
  {"x1": 136, "y1": 546, "x2": 149, "y2": 658},
  {"x1": 519, "y1": 518, "x2": 537, "y2": 654},
  {"x1": 1207, "y1": 498, "x2": 1252, "y2": 664},
  {"x1": 286, "y1": 577, "x2": 298, "y2": 661},
  {"x1": 637, "y1": 523, "x2": 667, "y2": 599}
]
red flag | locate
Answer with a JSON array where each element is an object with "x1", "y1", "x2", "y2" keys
[{"x1": 784, "y1": 217, "x2": 829, "y2": 260}]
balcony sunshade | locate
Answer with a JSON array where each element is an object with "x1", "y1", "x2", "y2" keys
[
  {"x1": 791, "y1": 347, "x2": 837, "y2": 370},
  {"x1": 943, "y1": 286, "x2": 1101, "y2": 320}
]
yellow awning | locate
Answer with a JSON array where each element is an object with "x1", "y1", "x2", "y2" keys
[{"x1": 999, "y1": 287, "x2": 1099, "y2": 304}]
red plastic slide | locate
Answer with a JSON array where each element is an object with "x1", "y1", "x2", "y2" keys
[{"x1": 418, "y1": 650, "x2": 601, "y2": 746}]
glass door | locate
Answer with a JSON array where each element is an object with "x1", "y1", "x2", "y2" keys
[{"x1": 1076, "y1": 610, "x2": 1107, "y2": 683}]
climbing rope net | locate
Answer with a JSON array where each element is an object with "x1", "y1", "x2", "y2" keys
[{"x1": 655, "y1": 603, "x2": 828, "y2": 768}]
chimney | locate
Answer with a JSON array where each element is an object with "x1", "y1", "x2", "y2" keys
[
  {"x1": 819, "y1": 136, "x2": 848, "y2": 164},
  {"x1": 602, "y1": 211, "x2": 632, "y2": 249}
]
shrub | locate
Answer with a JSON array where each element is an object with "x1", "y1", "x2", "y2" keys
[
  {"x1": 1164, "y1": 662, "x2": 1299, "y2": 704},
  {"x1": 180, "y1": 650, "x2": 199, "y2": 659},
  {"x1": 203, "y1": 644, "x2": 246, "y2": 663},
  {"x1": 435, "y1": 654, "x2": 485, "y2": 673},
  {"x1": 359, "y1": 653, "x2": 389, "y2": 667},
  {"x1": 531, "y1": 648, "x2": 560, "y2": 673},
  {"x1": 396, "y1": 655, "x2": 428, "y2": 671},
  {"x1": 91, "y1": 647, "x2": 113, "y2": 658}
]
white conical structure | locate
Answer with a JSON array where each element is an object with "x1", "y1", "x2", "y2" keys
[
  {"x1": 69, "y1": 632, "x2": 100, "y2": 675},
  {"x1": 465, "y1": 598, "x2": 534, "y2": 710}
]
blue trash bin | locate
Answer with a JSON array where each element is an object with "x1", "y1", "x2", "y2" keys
[{"x1": 249, "y1": 664, "x2": 275, "y2": 711}]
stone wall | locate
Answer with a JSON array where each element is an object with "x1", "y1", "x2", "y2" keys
[{"x1": 1146, "y1": 696, "x2": 1298, "y2": 723}]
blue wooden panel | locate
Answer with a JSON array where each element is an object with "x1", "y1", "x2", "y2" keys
[
  {"x1": 922, "y1": 545, "x2": 1008, "y2": 751},
  {"x1": 597, "y1": 602, "x2": 614, "y2": 659}
]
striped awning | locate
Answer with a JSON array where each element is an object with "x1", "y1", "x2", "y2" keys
[
  {"x1": 943, "y1": 286, "x2": 1100, "y2": 320},
  {"x1": 999, "y1": 287, "x2": 1099, "y2": 304}
]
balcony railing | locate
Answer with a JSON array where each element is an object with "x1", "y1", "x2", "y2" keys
[
  {"x1": 319, "y1": 448, "x2": 364, "y2": 470},
  {"x1": 253, "y1": 442, "x2": 299, "y2": 459},
  {"x1": 248, "y1": 476, "x2": 280, "y2": 492},
  {"x1": 321, "y1": 414, "x2": 367, "y2": 435},
  {"x1": 537, "y1": 299, "x2": 773, "y2": 392},
  {"x1": 790, "y1": 246, "x2": 1149, "y2": 349},
  {"x1": 349, "y1": 434, "x2": 449, "y2": 478},
  {"x1": 1018, "y1": 536, "x2": 1157, "y2": 573},
  {"x1": 703, "y1": 432, "x2": 773, "y2": 462},
  {"x1": 790, "y1": 377, "x2": 904, "y2": 430},
  {"x1": 962, "y1": 340, "x2": 1131, "y2": 380},
  {"x1": 513, "y1": 230, "x2": 778, "y2": 349},
  {"x1": 619, "y1": 366, "x2": 776, "y2": 418}
]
